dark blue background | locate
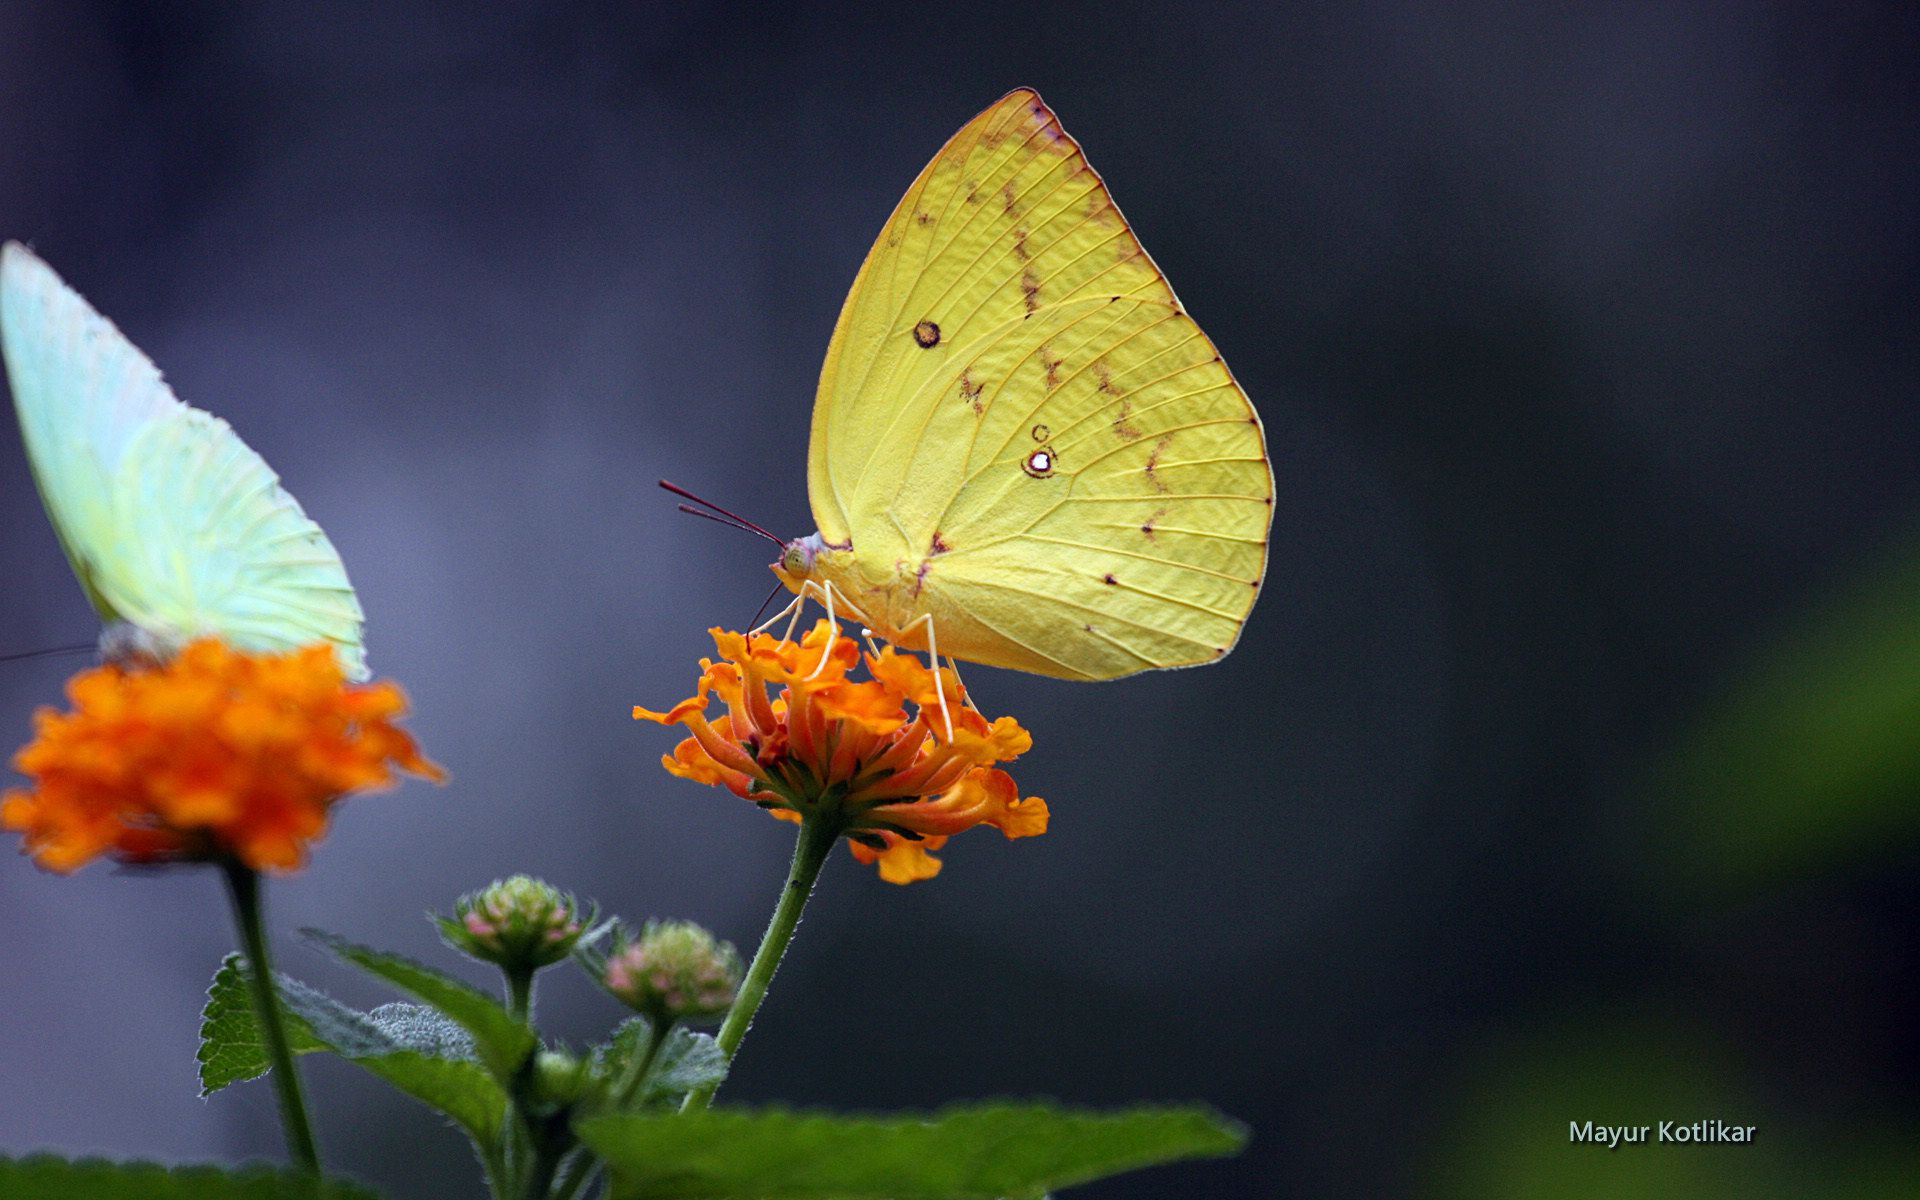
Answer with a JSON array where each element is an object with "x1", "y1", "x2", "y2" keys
[{"x1": 1, "y1": 3, "x2": 1914, "y2": 1196}]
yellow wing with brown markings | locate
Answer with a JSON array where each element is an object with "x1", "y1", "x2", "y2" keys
[
  {"x1": 806, "y1": 90, "x2": 1273, "y2": 680},
  {"x1": 808, "y1": 88, "x2": 1176, "y2": 550},
  {"x1": 864, "y1": 295, "x2": 1271, "y2": 679}
]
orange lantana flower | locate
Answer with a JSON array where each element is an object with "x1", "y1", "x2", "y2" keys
[
  {"x1": 634, "y1": 622, "x2": 1047, "y2": 883},
  {"x1": 2, "y1": 639, "x2": 444, "y2": 873}
]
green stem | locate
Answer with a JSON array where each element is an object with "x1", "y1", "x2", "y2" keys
[
  {"x1": 506, "y1": 967, "x2": 535, "y2": 1023},
  {"x1": 221, "y1": 859, "x2": 322, "y2": 1173},
  {"x1": 498, "y1": 966, "x2": 537, "y2": 1192},
  {"x1": 519, "y1": 1140, "x2": 563, "y2": 1200},
  {"x1": 547, "y1": 1148, "x2": 596, "y2": 1200},
  {"x1": 682, "y1": 815, "x2": 839, "y2": 1112}
]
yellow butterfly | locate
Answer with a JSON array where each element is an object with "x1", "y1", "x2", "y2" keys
[{"x1": 764, "y1": 88, "x2": 1273, "y2": 683}]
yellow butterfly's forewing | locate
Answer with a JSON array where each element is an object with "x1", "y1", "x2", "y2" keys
[{"x1": 805, "y1": 90, "x2": 1273, "y2": 680}]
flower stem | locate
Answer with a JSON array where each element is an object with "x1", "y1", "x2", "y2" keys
[
  {"x1": 505, "y1": 967, "x2": 535, "y2": 1023},
  {"x1": 220, "y1": 859, "x2": 321, "y2": 1173},
  {"x1": 681, "y1": 815, "x2": 838, "y2": 1112}
]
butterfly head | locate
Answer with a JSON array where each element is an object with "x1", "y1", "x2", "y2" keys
[
  {"x1": 773, "y1": 532, "x2": 829, "y2": 592},
  {"x1": 98, "y1": 620, "x2": 189, "y2": 670}
]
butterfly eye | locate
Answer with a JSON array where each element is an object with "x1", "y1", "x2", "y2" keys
[{"x1": 1023, "y1": 448, "x2": 1057, "y2": 478}]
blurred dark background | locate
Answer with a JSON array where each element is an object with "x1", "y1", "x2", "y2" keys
[{"x1": 2, "y1": 2, "x2": 1916, "y2": 1197}]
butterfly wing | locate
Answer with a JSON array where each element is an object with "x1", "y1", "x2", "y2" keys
[
  {"x1": 808, "y1": 92, "x2": 1272, "y2": 679},
  {"x1": 809, "y1": 88, "x2": 1177, "y2": 552},
  {"x1": 866, "y1": 295, "x2": 1270, "y2": 679},
  {"x1": 1, "y1": 243, "x2": 368, "y2": 678}
]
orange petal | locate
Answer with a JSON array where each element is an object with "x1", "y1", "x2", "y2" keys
[{"x1": 850, "y1": 834, "x2": 947, "y2": 884}]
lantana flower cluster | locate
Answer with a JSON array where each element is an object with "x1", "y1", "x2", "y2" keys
[
  {"x1": 1, "y1": 639, "x2": 443, "y2": 873},
  {"x1": 635, "y1": 622, "x2": 1047, "y2": 883}
]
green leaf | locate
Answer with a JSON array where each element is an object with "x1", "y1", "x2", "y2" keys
[
  {"x1": 640, "y1": 1028, "x2": 727, "y2": 1103},
  {"x1": 0, "y1": 1156, "x2": 380, "y2": 1199},
  {"x1": 575, "y1": 1103, "x2": 1246, "y2": 1200},
  {"x1": 200, "y1": 955, "x2": 505, "y2": 1143},
  {"x1": 303, "y1": 930, "x2": 537, "y2": 1080},
  {"x1": 1653, "y1": 536, "x2": 1920, "y2": 893},
  {"x1": 593, "y1": 1019, "x2": 728, "y2": 1108}
]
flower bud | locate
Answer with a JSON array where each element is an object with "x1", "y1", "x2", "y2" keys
[
  {"x1": 531, "y1": 1049, "x2": 599, "y2": 1109},
  {"x1": 602, "y1": 920, "x2": 742, "y2": 1023},
  {"x1": 438, "y1": 876, "x2": 589, "y2": 972}
]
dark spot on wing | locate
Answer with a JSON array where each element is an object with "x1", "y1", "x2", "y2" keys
[
  {"x1": 1021, "y1": 268, "x2": 1041, "y2": 313},
  {"x1": 959, "y1": 370, "x2": 984, "y2": 415},
  {"x1": 929, "y1": 532, "x2": 951, "y2": 556},
  {"x1": 1103, "y1": 573, "x2": 1117, "y2": 585},
  {"x1": 1144, "y1": 435, "x2": 1173, "y2": 492},
  {"x1": 913, "y1": 320, "x2": 941, "y2": 348},
  {"x1": 1112, "y1": 399, "x2": 1142, "y2": 441}
]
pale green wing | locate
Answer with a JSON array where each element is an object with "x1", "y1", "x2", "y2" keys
[{"x1": 1, "y1": 243, "x2": 368, "y2": 678}]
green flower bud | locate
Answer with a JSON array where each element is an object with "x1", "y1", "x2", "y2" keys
[
  {"x1": 438, "y1": 875, "x2": 590, "y2": 972},
  {"x1": 531, "y1": 1049, "x2": 599, "y2": 1109},
  {"x1": 602, "y1": 920, "x2": 742, "y2": 1024}
]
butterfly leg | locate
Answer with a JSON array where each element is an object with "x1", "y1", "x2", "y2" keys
[
  {"x1": 804, "y1": 579, "x2": 840, "y2": 680},
  {"x1": 896, "y1": 611, "x2": 954, "y2": 740},
  {"x1": 943, "y1": 655, "x2": 982, "y2": 714},
  {"x1": 752, "y1": 590, "x2": 806, "y2": 638}
]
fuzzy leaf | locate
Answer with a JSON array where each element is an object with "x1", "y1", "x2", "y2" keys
[
  {"x1": 303, "y1": 930, "x2": 536, "y2": 1079},
  {"x1": 575, "y1": 1103, "x2": 1246, "y2": 1199},
  {"x1": 592, "y1": 1019, "x2": 728, "y2": 1108},
  {"x1": 640, "y1": 1028, "x2": 727, "y2": 1103},
  {"x1": 0, "y1": 1156, "x2": 380, "y2": 1198},
  {"x1": 200, "y1": 955, "x2": 504, "y2": 1143}
]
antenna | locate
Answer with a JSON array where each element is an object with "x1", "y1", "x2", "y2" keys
[
  {"x1": 660, "y1": 480, "x2": 785, "y2": 547},
  {"x1": 0, "y1": 641, "x2": 96, "y2": 666}
]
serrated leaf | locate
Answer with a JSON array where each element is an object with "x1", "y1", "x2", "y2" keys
[
  {"x1": 640, "y1": 1028, "x2": 726, "y2": 1103},
  {"x1": 304, "y1": 930, "x2": 536, "y2": 1080},
  {"x1": 575, "y1": 1103, "x2": 1246, "y2": 1200},
  {"x1": 597, "y1": 1016, "x2": 653, "y2": 1066},
  {"x1": 199, "y1": 955, "x2": 327, "y2": 1094},
  {"x1": 592, "y1": 1019, "x2": 728, "y2": 1108},
  {"x1": 200, "y1": 955, "x2": 504, "y2": 1143},
  {"x1": 0, "y1": 1156, "x2": 380, "y2": 1199}
]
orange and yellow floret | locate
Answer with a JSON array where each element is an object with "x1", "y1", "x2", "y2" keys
[
  {"x1": 635, "y1": 622, "x2": 1047, "y2": 884},
  {"x1": 2, "y1": 640, "x2": 443, "y2": 874}
]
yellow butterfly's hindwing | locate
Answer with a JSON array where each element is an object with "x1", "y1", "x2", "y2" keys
[{"x1": 806, "y1": 91, "x2": 1274, "y2": 680}]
